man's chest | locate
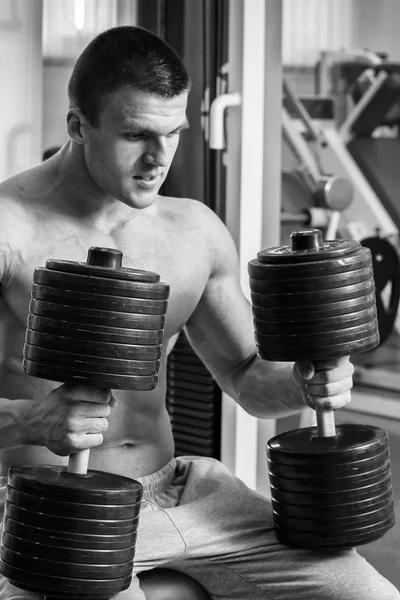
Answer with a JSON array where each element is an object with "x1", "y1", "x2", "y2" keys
[{"x1": 3, "y1": 218, "x2": 211, "y2": 337}]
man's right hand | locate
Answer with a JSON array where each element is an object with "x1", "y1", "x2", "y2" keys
[{"x1": 28, "y1": 384, "x2": 115, "y2": 456}]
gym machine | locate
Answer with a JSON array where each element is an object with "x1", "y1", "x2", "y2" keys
[{"x1": 282, "y1": 77, "x2": 400, "y2": 393}]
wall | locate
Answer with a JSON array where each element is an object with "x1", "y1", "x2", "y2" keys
[
  {"x1": 352, "y1": 0, "x2": 400, "y2": 60},
  {"x1": 42, "y1": 61, "x2": 73, "y2": 151},
  {"x1": 0, "y1": 0, "x2": 43, "y2": 181},
  {"x1": 41, "y1": 0, "x2": 137, "y2": 154}
]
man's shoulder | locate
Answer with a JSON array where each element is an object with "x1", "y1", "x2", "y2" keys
[
  {"x1": 159, "y1": 196, "x2": 225, "y2": 234},
  {"x1": 0, "y1": 169, "x2": 46, "y2": 249},
  {"x1": 157, "y1": 196, "x2": 238, "y2": 270},
  {"x1": 0, "y1": 165, "x2": 43, "y2": 205},
  {"x1": 0, "y1": 164, "x2": 48, "y2": 221}
]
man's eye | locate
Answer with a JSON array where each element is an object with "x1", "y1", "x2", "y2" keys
[
  {"x1": 167, "y1": 131, "x2": 182, "y2": 138},
  {"x1": 124, "y1": 133, "x2": 144, "y2": 140}
]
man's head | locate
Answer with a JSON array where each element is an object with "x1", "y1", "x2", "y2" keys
[
  {"x1": 68, "y1": 26, "x2": 191, "y2": 127},
  {"x1": 66, "y1": 26, "x2": 191, "y2": 209}
]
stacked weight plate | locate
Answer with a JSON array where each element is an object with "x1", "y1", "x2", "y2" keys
[
  {"x1": 266, "y1": 425, "x2": 394, "y2": 549},
  {"x1": 0, "y1": 247, "x2": 169, "y2": 598},
  {"x1": 248, "y1": 230, "x2": 395, "y2": 550},
  {"x1": 0, "y1": 466, "x2": 142, "y2": 599},
  {"x1": 23, "y1": 246, "x2": 169, "y2": 390},
  {"x1": 249, "y1": 233, "x2": 379, "y2": 362},
  {"x1": 166, "y1": 332, "x2": 220, "y2": 457}
]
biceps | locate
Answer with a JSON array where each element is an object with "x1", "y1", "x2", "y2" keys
[{"x1": 185, "y1": 275, "x2": 256, "y2": 373}]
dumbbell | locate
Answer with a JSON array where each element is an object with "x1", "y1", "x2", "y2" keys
[
  {"x1": 248, "y1": 229, "x2": 395, "y2": 550},
  {"x1": 0, "y1": 247, "x2": 169, "y2": 599}
]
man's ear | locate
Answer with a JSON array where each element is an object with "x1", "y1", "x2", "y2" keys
[{"x1": 67, "y1": 108, "x2": 88, "y2": 145}]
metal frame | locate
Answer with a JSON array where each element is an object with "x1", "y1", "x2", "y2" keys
[
  {"x1": 339, "y1": 70, "x2": 389, "y2": 142},
  {"x1": 218, "y1": 0, "x2": 285, "y2": 495}
]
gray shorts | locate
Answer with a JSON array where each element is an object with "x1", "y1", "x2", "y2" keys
[{"x1": 0, "y1": 456, "x2": 398, "y2": 599}]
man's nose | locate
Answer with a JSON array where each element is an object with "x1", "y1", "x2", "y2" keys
[{"x1": 143, "y1": 142, "x2": 169, "y2": 168}]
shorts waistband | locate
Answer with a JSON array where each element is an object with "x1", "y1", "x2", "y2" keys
[{"x1": 135, "y1": 458, "x2": 177, "y2": 498}]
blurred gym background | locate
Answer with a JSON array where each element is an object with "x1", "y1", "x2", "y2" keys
[{"x1": 1, "y1": 0, "x2": 400, "y2": 589}]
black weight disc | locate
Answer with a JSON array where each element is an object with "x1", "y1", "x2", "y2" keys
[
  {"x1": 0, "y1": 546, "x2": 133, "y2": 580},
  {"x1": 6, "y1": 487, "x2": 140, "y2": 520},
  {"x1": 267, "y1": 424, "x2": 389, "y2": 466},
  {"x1": 3, "y1": 517, "x2": 137, "y2": 550},
  {"x1": 257, "y1": 239, "x2": 361, "y2": 263},
  {"x1": 46, "y1": 258, "x2": 159, "y2": 283},
  {"x1": 255, "y1": 319, "x2": 378, "y2": 344},
  {"x1": 29, "y1": 299, "x2": 165, "y2": 330},
  {"x1": 361, "y1": 237, "x2": 400, "y2": 345},
  {"x1": 32, "y1": 284, "x2": 168, "y2": 315},
  {"x1": 267, "y1": 449, "x2": 390, "y2": 478},
  {"x1": 256, "y1": 322, "x2": 379, "y2": 355},
  {"x1": 251, "y1": 279, "x2": 375, "y2": 308},
  {"x1": 34, "y1": 268, "x2": 169, "y2": 299},
  {"x1": 4, "y1": 502, "x2": 137, "y2": 535},
  {"x1": 27, "y1": 314, "x2": 164, "y2": 346},
  {"x1": 252, "y1": 293, "x2": 375, "y2": 321},
  {"x1": 272, "y1": 503, "x2": 394, "y2": 533},
  {"x1": 258, "y1": 331, "x2": 380, "y2": 361},
  {"x1": 248, "y1": 247, "x2": 371, "y2": 279},
  {"x1": 268, "y1": 462, "x2": 390, "y2": 493},
  {"x1": 270, "y1": 473, "x2": 392, "y2": 506},
  {"x1": 23, "y1": 345, "x2": 160, "y2": 376},
  {"x1": 23, "y1": 360, "x2": 159, "y2": 390},
  {"x1": 8, "y1": 466, "x2": 142, "y2": 505},
  {"x1": 249, "y1": 265, "x2": 373, "y2": 293},
  {"x1": 1, "y1": 531, "x2": 136, "y2": 565},
  {"x1": 274, "y1": 516, "x2": 395, "y2": 549},
  {"x1": 26, "y1": 330, "x2": 162, "y2": 361},
  {"x1": 254, "y1": 306, "x2": 377, "y2": 335},
  {"x1": 0, "y1": 562, "x2": 132, "y2": 598},
  {"x1": 271, "y1": 488, "x2": 394, "y2": 519}
]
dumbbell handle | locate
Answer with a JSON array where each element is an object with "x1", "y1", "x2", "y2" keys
[
  {"x1": 68, "y1": 448, "x2": 91, "y2": 475},
  {"x1": 316, "y1": 407, "x2": 337, "y2": 438}
]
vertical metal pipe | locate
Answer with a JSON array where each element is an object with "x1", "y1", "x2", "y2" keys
[{"x1": 256, "y1": 0, "x2": 285, "y2": 497}]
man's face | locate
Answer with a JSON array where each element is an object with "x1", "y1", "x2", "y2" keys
[{"x1": 82, "y1": 88, "x2": 189, "y2": 208}]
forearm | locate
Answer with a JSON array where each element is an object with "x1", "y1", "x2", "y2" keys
[
  {"x1": 226, "y1": 353, "x2": 306, "y2": 419},
  {"x1": 0, "y1": 397, "x2": 40, "y2": 448}
]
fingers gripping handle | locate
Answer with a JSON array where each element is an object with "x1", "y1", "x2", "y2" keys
[
  {"x1": 300, "y1": 359, "x2": 337, "y2": 438},
  {"x1": 303, "y1": 362, "x2": 337, "y2": 438}
]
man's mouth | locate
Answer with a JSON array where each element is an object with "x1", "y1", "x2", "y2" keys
[
  {"x1": 134, "y1": 171, "x2": 162, "y2": 180},
  {"x1": 133, "y1": 174, "x2": 161, "y2": 189}
]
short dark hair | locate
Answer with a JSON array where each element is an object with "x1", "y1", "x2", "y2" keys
[{"x1": 68, "y1": 26, "x2": 191, "y2": 126}]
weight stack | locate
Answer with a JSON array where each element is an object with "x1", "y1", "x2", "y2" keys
[
  {"x1": 166, "y1": 331, "x2": 222, "y2": 459},
  {"x1": 248, "y1": 229, "x2": 395, "y2": 550}
]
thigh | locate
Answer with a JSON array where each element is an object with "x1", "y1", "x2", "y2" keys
[
  {"x1": 157, "y1": 456, "x2": 275, "y2": 558},
  {"x1": 154, "y1": 457, "x2": 399, "y2": 599},
  {"x1": 168, "y1": 543, "x2": 400, "y2": 600}
]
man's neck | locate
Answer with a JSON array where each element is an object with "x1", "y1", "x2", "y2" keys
[{"x1": 47, "y1": 141, "x2": 147, "y2": 233}]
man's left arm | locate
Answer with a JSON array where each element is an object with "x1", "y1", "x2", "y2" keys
[{"x1": 184, "y1": 210, "x2": 354, "y2": 419}]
